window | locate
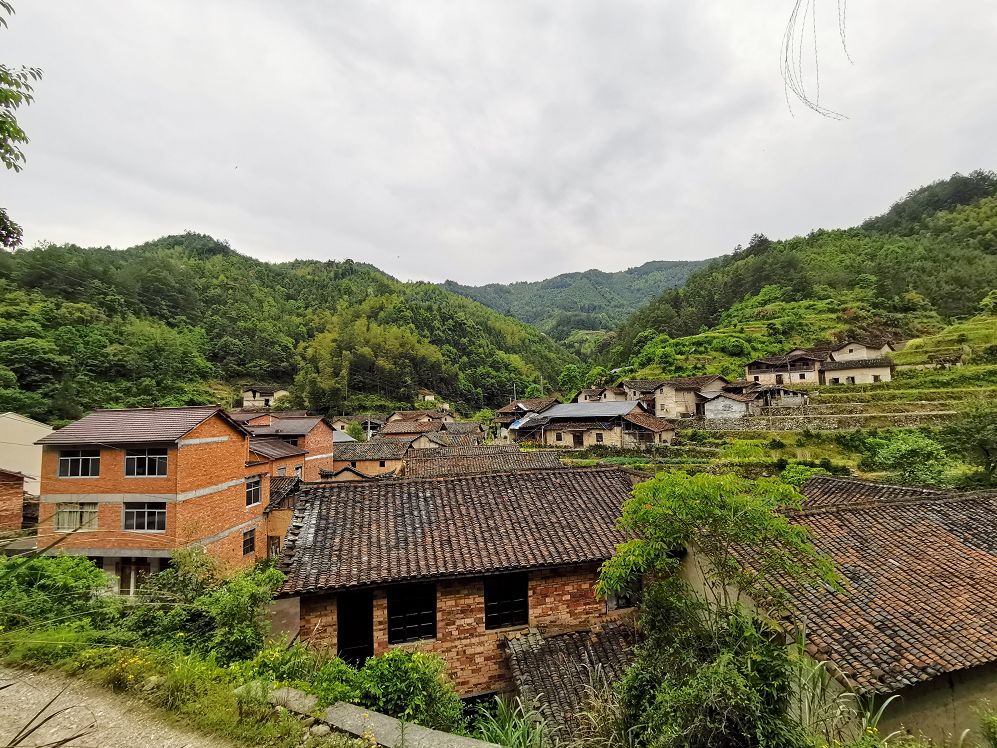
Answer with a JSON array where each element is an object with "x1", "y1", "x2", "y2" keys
[
  {"x1": 484, "y1": 572, "x2": 529, "y2": 630},
  {"x1": 123, "y1": 502, "x2": 166, "y2": 532},
  {"x1": 350, "y1": 461, "x2": 357, "y2": 468},
  {"x1": 267, "y1": 535, "x2": 282, "y2": 558},
  {"x1": 830, "y1": 377, "x2": 840, "y2": 385},
  {"x1": 242, "y1": 529, "x2": 256, "y2": 556},
  {"x1": 54, "y1": 502, "x2": 97, "y2": 532},
  {"x1": 873, "y1": 375, "x2": 882, "y2": 382},
  {"x1": 753, "y1": 376, "x2": 760, "y2": 382},
  {"x1": 387, "y1": 583, "x2": 436, "y2": 643},
  {"x1": 607, "y1": 577, "x2": 643, "y2": 611},
  {"x1": 848, "y1": 348, "x2": 854, "y2": 353},
  {"x1": 58, "y1": 449, "x2": 100, "y2": 477},
  {"x1": 246, "y1": 477, "x2": 262, "y2": 506},
  {"x1": 294, "y1": 465, "x2": 302, "y2": 479},
  {"x1": 379, "y1": 460, "x2": 386, "y2": 468},
  {"x1": 277, "y1": 467, "x2": 286, "y2": 476},
  {"x1": 595, "y1": 432, "x2": 604, "y2": 443},
  {"x1": 555, "y1": 432, "x2": 563, "y2": 442},
  {"x1": 125, "y1": 447, "x2": 168, "y2": 477},
  {"x1": 799, "y1": 373, "x2": 806, "y2": 380},
  {"x1": 280, "y1": 437, "x2": 299, "y2": 446}
]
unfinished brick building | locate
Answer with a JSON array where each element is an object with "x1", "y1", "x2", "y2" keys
[{"x1": 275, "y1": 467, "x2": 639, "y2": 696}]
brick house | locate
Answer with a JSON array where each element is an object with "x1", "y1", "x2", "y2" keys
[
  {"x1": 248, "y1": 438, "x2": 308, "y2": 479},
  {"x1": 273, "y1": 467, "x2": 639, "y2": 696},
  {"x1": 35, "y1": 407, "x2": 267, "y2": 593},
  {"x1": 510, "y1": 402, "x2": 674, "y2": 448},
  {"x1": 327, "y1": 440, "x2": 410, "y2": 478},
  {"x1": 239, "y1": 414, "x2": 336, "y2": 481},
  {"x1": 0, "y1": 468, "x2": 28, "y2": 533}
]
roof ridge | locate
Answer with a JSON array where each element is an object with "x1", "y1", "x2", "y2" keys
[{"x1": 795, "y1": 490, "x2": 997, "y2": 517}]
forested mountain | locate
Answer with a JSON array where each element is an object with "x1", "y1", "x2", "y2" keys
[
  {"x1": 0, "y1": 234, "x2": 575, "y2": 424},
  {"x1": 608, "y1": 170, "x2": 997, "y2": 380},
  {"x1": 441, "y1": 259, "x2": 704, "y2": 341}
]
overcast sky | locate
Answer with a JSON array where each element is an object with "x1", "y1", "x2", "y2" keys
[{"x1": 4, "y1": 1, "x2": 996, "y2": 285}]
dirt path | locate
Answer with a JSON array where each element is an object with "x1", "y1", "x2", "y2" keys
[{"x1": 0, "y1": 667, "x2": 236, "y2": 748}]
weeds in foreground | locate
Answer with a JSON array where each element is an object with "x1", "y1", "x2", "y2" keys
[
  {"x1": 473, "y1": 696, "x2": 547, "y2": 748},
  {"x1": 0, "y1": 681, "x2": 95, "y2": 748}
]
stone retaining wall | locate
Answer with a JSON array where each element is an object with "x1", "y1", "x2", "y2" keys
[{"x1": 678, "y1": 411, "x2": 957, "y2": 432}]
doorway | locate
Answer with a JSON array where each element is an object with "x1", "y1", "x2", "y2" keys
[
  {"x1": 572, "y1": 433, "x2": 584, "y2": 448},
  {"x1": 337, "y1": 590, "x2": 374, "y2": 666}
]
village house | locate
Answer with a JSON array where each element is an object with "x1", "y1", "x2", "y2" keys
[
  {"x1": 327, "y1": 439, "x2": 409, "y2": 478},
  {"x1": 237, "y1": 413, "x2": 336, "y2": 481},
  {"x1": 376, "y1": 419, "x2": 444, "y2": 439},
  {"x1": 386, "y1": 408, "x2": 455, "y2": 424},
  {"x1": 493, "y1": 397, "x2": 560, "y2": 438},
  {"x1": 329, "y1": 415, "x2": 385, "y2": 439},
  {"x1": 0, "y1": 411, "x2": 53, "y2": 495},
  {"x1": 241, "y1": 385, "x2": 289, "y2": 409},
  {"x1": 34, "y1": 407, "x2": 268, "y2": 593},
  {"x1": 745, "y1": 340, "x2": 895, "y2": 386},
  {"x1": 0, "y1": 468, "x2": 28, "y2": 534},
  {"x1": 247, "y1": 438, "x2": 308, "y2": 480},
  {"x1": 272, "y1": 467, "x2": 639, "y2": 695},
  {"x1": 510, "y1": 402, "x2": 674, "y2": 447},
  {"x1": 416, "y1": 388, "x2": 437, "y2": 402},
  {"x1": 651, "y1": 375, "x2": 729, "y2": 418},
  {"x1": 700, "y1": 392, "x2": 761, "y2": 419},
  {"x1": 403, "y1": 449, "x2": 562, "y2": 478}
]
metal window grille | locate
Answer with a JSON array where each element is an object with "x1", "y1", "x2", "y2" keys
[
  {"x1": 246, "y1": 477, "x2": 262, "y2": 506},
  {"x1": 484, "y1": 572, "x2": 528, "y2": 630},
  {"x1": 57, "y1": 449, "x2": 100, "y2": 477},
  {"x1": 387, "y1": 583, "x2": 437, "y2": 643},
  {"x1": 125, "y1": 447, "x2": 168, "y2": 477},
  {"x1": 54, "y1": 502, "x2": 98, "y2": 532},
  {"x1": 123, "y1": 502, "x2": 166, "y2": 531}
]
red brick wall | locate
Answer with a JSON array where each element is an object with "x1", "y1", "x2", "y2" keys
[
  {"x1": 299, "y1": 563, "x2": 611, "y2": 695},
  {"x1": 0, "y1": 474, "x2": 24, "y2": 532},
  {"x1": 302, "y1": 421, "x2": 334, "y2": 481}
]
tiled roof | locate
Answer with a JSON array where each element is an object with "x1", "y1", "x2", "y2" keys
[
  {"x1": 528, "y1": 402, "x2": 642, "y2": 420},
  {"x1": 409, "y1": 444, "x2": 521, "y2": 459},
  {"x1": 621, "y1": 379, "x2": 666, "y2": 393},
  {"x1": 442, "y1": 421, "x2": 484, "y2": 434},
  {"x1": 507, "y1": 621, "x2": 636, "y2": 735},
  {"x1": 821, "y1": 357, "x2": 893, "y2": 371},
  {"x1": 332, "y1": 429, "x2": 356, "y2": 443},
  {"x1": 333, "y1": 440, "x2": 410, "y2": 462},
  {"x1": 389, "y1": 409, "x2": 448, "y2": 422},
  {"x1": 279, "y1": 467, "x2": 636, "y2": 594},
  {"x1": 247, "y1": 416, "x2": 325, "y2": 437},
  {"x1": 783, "y1": 479, "x2": 997, "y2": 693},
  {"x1": 662, "y1": 375, "x2": 729, "y2": 390},
  {"x1": 379, "y1": 420, "x2": 443, "y2": 435},
  {"x1": 704, "y1": 391, "x2": 759, "y2": 403},
  {"x1": 249, "y1": 438, "x2": 307, "y2": 460},
  {"x1": 37, "y1": 406, "x2": 238, "y2": 445},
  {"x1": 404, "y1": 450, "x2": 563, "y2": 478},
  {"x1": 798, "y1": 476, "x2": 944, "y2": 510},
  {"x1": 622, "y1": 411, "x2": 674, "y2": 432},
  {"x1": 269, "y1": 476, "x2": 301, "y2": 509},
  {"x1": 420, "y1": 431, "x2": 484, "y2": 448},
  {"x1": 495, "y1": 398, "x2": 560, "y2": 415}
]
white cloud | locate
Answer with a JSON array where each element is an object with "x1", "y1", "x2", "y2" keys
[{"x1": 4, "y1": 0, "x2": 996, "y2": 284}]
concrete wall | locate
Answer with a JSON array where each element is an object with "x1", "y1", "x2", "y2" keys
[
  {"x1": 0, "y1": 412, "x2": 52, "y2": 495},
  {"x1": 243, "y1": 389, "x2": 289, "y2": 408},
  {"x1": 298, "y1": 563, "x2": 612, "y2": 696},
  {"x1": 830, "y1": 344, "x2": 889, "y2": 362},
  {"x1": 543, "y1": 425, "x2": 623, "y2": 448},
  {"x1": 702, "y1": 397, "x2": 756, "y2": 419}
]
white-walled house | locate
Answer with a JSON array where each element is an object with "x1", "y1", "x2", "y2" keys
[{"x1": 0, "y1": 412, "x2": 52, "y2": 495}]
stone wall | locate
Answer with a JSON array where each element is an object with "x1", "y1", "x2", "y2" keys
[{"x1": 679, "y1": 411, "x2": 957, "y2": 432}]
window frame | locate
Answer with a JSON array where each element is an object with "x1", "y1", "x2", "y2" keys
[
  {"x1": 57, "y1": 449, "x2": 100, "y2": 478},
  {"x1": 242, "y1": 528, "x2": 256, "y2": 556},
  {"x1": 484, "y1": 572, "x2": 529, "y2": 630},
  {"x1": 122, "y1": 501, "x2": 166, "y2": 532},
  {"x1": 294, "y1": 465, "x2": 303, "y2": 479},
  {"x1": 246, "y1": 477, "x2": 262, "y2": 507},
  {"x1": 595, "y1": 432, "x2": 604, "y2": 443},
  {"x1": 387, "y1": 582, "x2": 437, "y2": 644},
  {"x1": 54, "y1": 502, "x2": 98, "y2": 532},
  {"x1": 124, "y1": 447, "x2": 168, "y2": 478},
  {"x1": 555, "y1": 432, "x2": 563, "y2": 442}
]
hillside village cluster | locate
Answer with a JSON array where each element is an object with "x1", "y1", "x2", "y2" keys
[{"x1": 1, "y1": 338, "x2": 991, "y2": 740}]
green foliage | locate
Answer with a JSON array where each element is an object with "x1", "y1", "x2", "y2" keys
[
  {"x1": 558, "y1": 363, "x2": 586, "y2": 394},
  {"x1": 523, "y1": 383, "x2": 543, "y2": 398},
  {"x1": 862, "y1": 169, "x2": 997, "y2": 235},
  {"x1": 943, "y1": 404, "x2": 997, "y2": 483},
  {"x1": 442, "y1": 260, "x2": 705, "y2": 340},
  {"x1": 472, "y1": 696, "x2": 548, "y2": 748},
  {"x1": 598, "y1": 473, "x2": 839, "y2": 608},
  {"x1": 873, "y1": 432, "x2": 951, "y2": 486},
  {"x1": 345, "y1": 421, "x2": 365, "y2": 442},
  {"x1": 0, "y1": 554, "x2": 114, "y2": 630},
  {"x1": 779, "y1": 463, "x2": 829, "y2": 488},
  {"x1": 355, "y1": 649, "x2": 465, "y2": 732}
]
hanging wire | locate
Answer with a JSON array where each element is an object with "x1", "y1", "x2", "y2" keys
[{"x1": 781, "y1": 0, "x2": 851, "y2": 119}]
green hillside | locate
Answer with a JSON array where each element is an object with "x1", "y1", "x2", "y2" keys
[
  {"x1": 441, "y1": 259, "x2": 704, "y2": 341},
  {"x1": 0, "y1": 234, "x2": 575, "y2": 424},
  {"x1": 610, "y1": 170, "x2": 997, "y2": 379}
]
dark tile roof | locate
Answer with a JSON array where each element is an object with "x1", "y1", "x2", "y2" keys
[
  {"x1": 319, "y1": 466, "x2": 396, "y2": 480},
  {"x1": 389, "y1": 409, "x2": 449, "y2": 422},
  {"x1": 268, "y1": 476, "x2": 301, "y2": 510},
  {"x1": 621, "y1": 379, "x2": 667, "y2": 393},
  {"x1": 37, "y1": 406, "x2": 240, "y2": 445},
  {"x1": 506, "y1": 621, "x2": 636, "y2": 735},
  {"x1": 249, "y1": 438, "x2": 307, "y2": 460},
  {"x1": 404, "y1": 450, "x2": 563, "y2": 478},
  {"x1": 495, "y1": 398, "x2": 560, "y2": 415},
  {"x1": 662, "y1": 375, "x2": 729, "y2": 390},
  {"x1": 247, "y1": 416, "x2": 326, "y2": 437},
  {"x1": 782, "y1": 479, "x2": 997, "y2": 693},
  {"x1": 442, "y1": 421, "x2": 484, "y2": 434},
  {"x1": 409, "y1": 444, "x2": 521, "y2": 459},
  {"x1": 333, "y1": 440, "x2": 410, "y2": 462},
  {"x1": 379, "y1": 420, "x2": 443, "y2": 435},
  {"x1": 279, "y1": 467, "x2": 635, "y2": 594},
  {"x1": 820, "y1": 357, "x2": 893, "y2": 372},
  {"x1": 420, "y1": 431, "x2": 484, "y2": 448}
]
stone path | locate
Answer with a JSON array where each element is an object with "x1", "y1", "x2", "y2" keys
[{"x1": 0, "y1": 667, "x2": 235, "y2": 748}]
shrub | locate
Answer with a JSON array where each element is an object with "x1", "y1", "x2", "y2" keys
[
  {"x1": 780, "y1": 463, "x2": 829, "y2": 488},
  {"x1": 473, "y1": 696, "x2": 547, "y2": 748},
  {"x1": 768, "y1": 438, "x2": 787, "y2": 450},
  {"x1": 874, "y1": 432, "x2": 952, "y2": 486},
  {"x1": 357, "y1": 649, "x2": 465, "y2": 733},
  {"x1": 311, "y1": 657, "x2": 363, "y2": 707},
  {"x1": 0, "y1": 555, "x2": 114, "y2": 631}
]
